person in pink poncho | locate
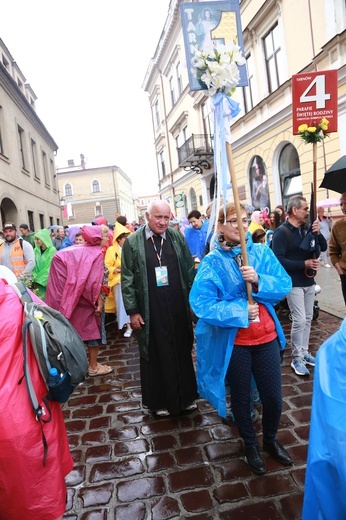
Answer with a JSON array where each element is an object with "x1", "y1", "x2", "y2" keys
[
  {"x1": 45, "y1": 225, "x2": 113, "y2": 376},
  {"x1": 0, "y1": 267, "x2": 73, "y2": 520}
]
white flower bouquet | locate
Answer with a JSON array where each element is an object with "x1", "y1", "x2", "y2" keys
[{"x1": 191, "y1": 42, "x2": 246, "y2": 97}]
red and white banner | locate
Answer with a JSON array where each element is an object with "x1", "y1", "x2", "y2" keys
[{"x1": 292, "y1": 70, "x2": 338, "y2": 134}]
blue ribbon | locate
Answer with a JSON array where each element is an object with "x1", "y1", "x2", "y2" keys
[
  {"x1": 211, "y1": 93, "x2": 240, "y2": 228},
  {"x1": 213, "y1": 92, "x2": 241, "y2": 118}
]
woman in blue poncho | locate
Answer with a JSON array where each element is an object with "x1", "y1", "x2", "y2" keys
[{"x1": 190, "y1": 202, "x2": 292, "y2": 475}]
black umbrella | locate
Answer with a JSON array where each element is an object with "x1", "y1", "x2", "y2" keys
[{"x1": 319, "y1": 155, "x2": 346, "y2": 194}]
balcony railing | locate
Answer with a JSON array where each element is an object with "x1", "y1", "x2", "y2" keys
[{"x1": 177, "y1": 134, "x2": 214, "y2": 173}]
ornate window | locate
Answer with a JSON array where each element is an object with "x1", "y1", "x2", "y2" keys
[
  {"x1": 92, "y1": 180, "x2": 100, "y2": 193},
  {"x1": 65, "y1": 183, "x2": 72, "y2": 197}
]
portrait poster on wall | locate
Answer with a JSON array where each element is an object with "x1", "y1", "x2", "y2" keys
[{"x1": 180, "y1": 0, "x2": 247, "y2": 91}]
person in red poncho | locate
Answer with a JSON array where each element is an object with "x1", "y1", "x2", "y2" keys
[{"x1": 0, "y1": 266, "x2": 73, "y2": 520}]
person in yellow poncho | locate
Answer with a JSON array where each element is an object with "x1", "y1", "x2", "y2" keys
[{"x1": 105, "y1": 222, "x2": 132, "y2": 337}]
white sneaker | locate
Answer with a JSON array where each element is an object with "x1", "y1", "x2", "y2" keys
[
  {"x1": 324, "y1": 263, "x2": 331, "y2": 268},
  {"x1": 124, "y1": 329, "x2": 133, "y2": 338}
]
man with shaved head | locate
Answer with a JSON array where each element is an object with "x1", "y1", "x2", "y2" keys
[{"x1": 121, "y1": 200, "x2": 198, "y2": 417}]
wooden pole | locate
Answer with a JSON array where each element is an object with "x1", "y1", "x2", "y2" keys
[
  {"x1": 226, "y1": 142, "x2": 254, "y2": 304},
  {"x1": 312, "y1": 141, "x2": 317, "y2": 265},
  {"x1": 305, "y1": 142, "x2": 318, "y2": 278},
  {"x1": 312, "y1": 142, "x2": 317, "y2": 221}
]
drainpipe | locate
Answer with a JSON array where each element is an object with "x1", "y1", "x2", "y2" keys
[{"x1": 159, "y1": 71, "x2": 175, "y2": 207}]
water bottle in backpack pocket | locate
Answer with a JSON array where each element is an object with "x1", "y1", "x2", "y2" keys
[{"x1": 47, "y1": 367, "x2": 76, "y2": 403}]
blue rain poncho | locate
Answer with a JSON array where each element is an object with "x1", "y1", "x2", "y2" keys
[
  {"x1": 302, "y1": 318, "x2": 346, "y2": 520},
  {"x1": 184, "y1": 219, "x2": 209, "y2": 259},
  {"x1": 189, "y1": 237, "x2": 292, "y2": 418}
]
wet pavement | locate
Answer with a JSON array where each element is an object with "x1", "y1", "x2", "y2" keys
[
  {"x1": 315, "y1": 261, "x2": 345, "y2": 319},
  {"x1": 63, "y1": 308, "x2": 343, "y2": 520}
]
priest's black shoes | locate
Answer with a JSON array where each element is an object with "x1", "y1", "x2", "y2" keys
[
  {"x1": 263, "y1": 440, "x2": 293, "y2": 466},
  {"x1": 244, "y1": 446, "x2": 266, "y2": 475}
]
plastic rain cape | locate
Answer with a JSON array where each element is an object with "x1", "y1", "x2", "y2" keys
[
  {"x1": 189, "y1": 238, "x2": 292, "y2": 418},
  {"x1": 302, "y1": 318, "x2": 346, "y2": 520}
]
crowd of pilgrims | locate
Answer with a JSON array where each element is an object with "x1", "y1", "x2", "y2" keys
[{"x1": 1, "y1": 197, "x2": 338, "y2": 519}]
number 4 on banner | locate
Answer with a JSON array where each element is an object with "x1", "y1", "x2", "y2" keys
[
  {"x1": 292, "y1": 70, "x2": 338, "y2": 134},
  {"x1": 300, "y1": 75, "x2": 330, "y2": 109}
]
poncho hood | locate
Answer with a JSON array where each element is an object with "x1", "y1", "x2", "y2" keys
[
  {"x1": 66, "y1": 226, "x2": 81, "y2": 245},
  {"x1": 113, "y1": 221, "x2": 131, "y2": 245},
  {"x1": 81, "y1": 225, "x2": 103, "y2": 246},
  {"x1": 34, "y1": 228, "x2": 54, "y2": 248},
  {"x1": 92, "y1": 216, "x2": 108, "y2": 226}
]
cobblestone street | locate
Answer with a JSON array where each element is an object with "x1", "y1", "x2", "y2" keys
[{"x1": 63, "y1": 310, "x2": 342, "y2": 520}]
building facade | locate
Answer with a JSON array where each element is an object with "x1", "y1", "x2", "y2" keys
[
  {"x1": 57, "y1": 160, "x2": 136, "y2": 226},
  {"x1": 143, "y1": 0, "x2": 346, "y2": 218},
  {"x1": 0, "y1": 38, "x2": 61, "y2": 231},
  {"x1": 135, "y1": 193, "x2": 161, "y2": 219}
]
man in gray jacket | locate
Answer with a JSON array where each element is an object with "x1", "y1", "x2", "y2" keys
[{"x1": 0, "y1": 222, "x2": 35, "y2": 279}]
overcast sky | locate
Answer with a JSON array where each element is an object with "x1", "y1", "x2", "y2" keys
[{"x1": 1, "y1": 0, "x2": 170, "y2": 196}]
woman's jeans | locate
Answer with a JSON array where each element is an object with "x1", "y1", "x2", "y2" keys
[{"x1": 227, "y1": 339, "x2": 282, "y2": 448}]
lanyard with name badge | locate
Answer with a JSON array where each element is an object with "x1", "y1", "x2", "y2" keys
[{"x1": 151, "y1": 235, "x2": 169, "y2": 286}]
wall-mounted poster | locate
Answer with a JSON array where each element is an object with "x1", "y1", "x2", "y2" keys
[
  {"x1": 180, "y1": 1, "x2": 247, "y2": 91},
  {"x1": 250, "y1": 156, "x2": 270, "y2": 211}
]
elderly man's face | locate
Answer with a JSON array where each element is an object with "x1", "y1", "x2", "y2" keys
[{"x1": 146, "y1": 202, "x2": 170, "y2": 235}]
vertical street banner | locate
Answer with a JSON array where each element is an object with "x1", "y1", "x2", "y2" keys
[
  {"x1": 180, "y1": 1, "x2": 247, "y2": 91},
  {"x1": 292, "y1": 70, "x2": 338, "y2": 134}
]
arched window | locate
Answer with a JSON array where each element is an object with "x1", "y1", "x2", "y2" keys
[
  {"x1": 183, "y1": 193, "x2": 188, "y2": 216},
  {"x1": 65, "y1": 183, "x2": 72, "y2": 197},
  {"x1": 278, "y1": 144, "x2": 302, "y2": 210},
  {"x1": 249, "y1": 156, "x2": 270, "y2": 210},
  {"x1": 189, "y1": 188, "x2": 197, "y2": 211},
  {"x1": 92, "y1": 180, "x2": 100, "y2": 193},
  {"x1": 209, "y1": 175, "x2": 216, "y2": 201}
]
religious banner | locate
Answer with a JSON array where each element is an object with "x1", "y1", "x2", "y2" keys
[
  {"x1": 180, "y1": 1, "x2": 247, "y2": 91},
  {"x1": 180, "y1": 0, "x2": 252, "y2": 300}
]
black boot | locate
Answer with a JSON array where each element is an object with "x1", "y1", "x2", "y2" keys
[
  {"x1": 263, "y1": 440, "x2": 293, "y2": 466},
  {"x1": 245, "y1": 446, "x2": 265, "y2": 475}
]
